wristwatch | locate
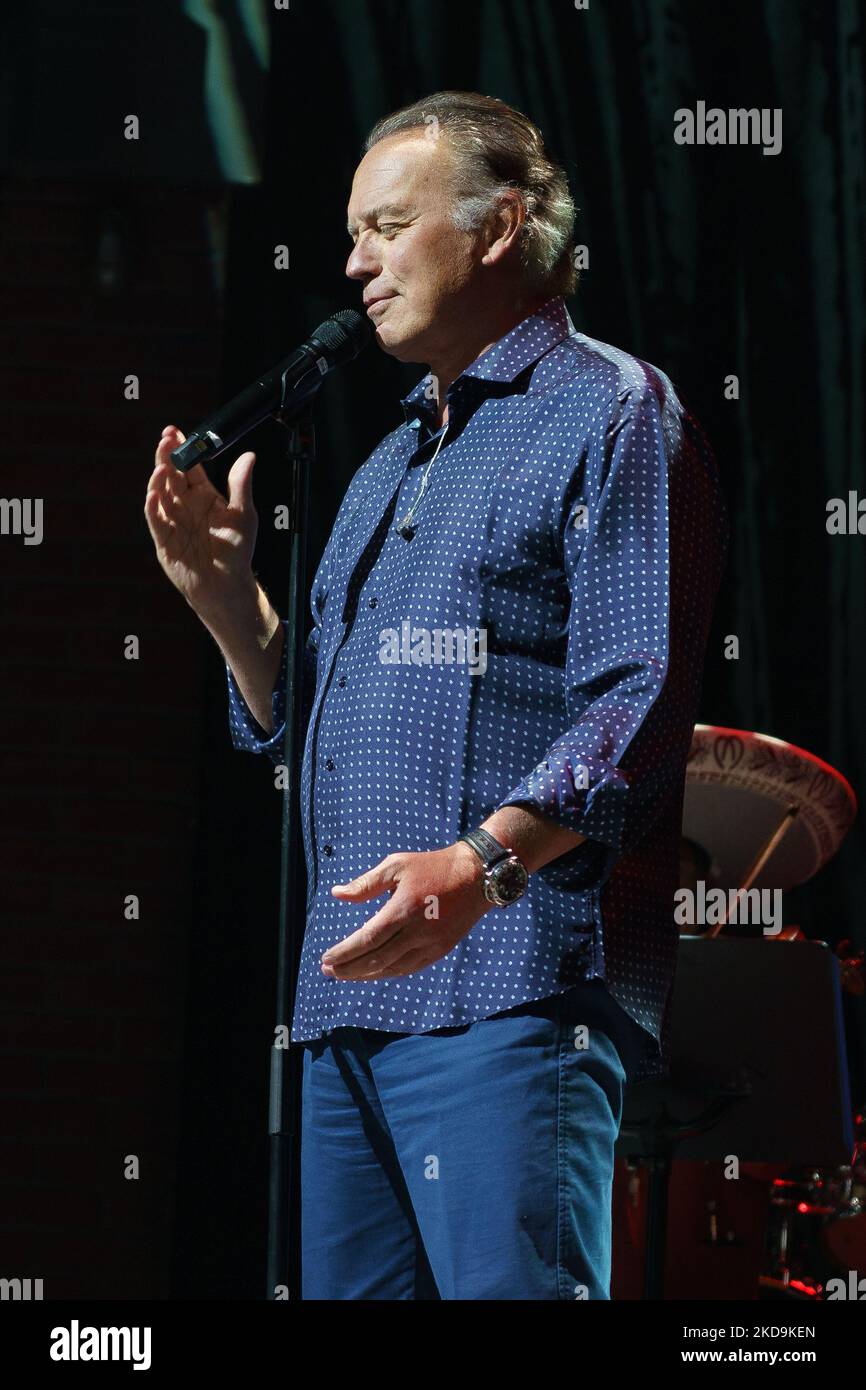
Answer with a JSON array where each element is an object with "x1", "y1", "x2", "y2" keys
[{"x1": 458, "y1": 828, "x2": 529, "y2": 907}]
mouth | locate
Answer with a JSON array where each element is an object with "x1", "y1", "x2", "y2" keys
[{"x1": 365, "y1": 295, "x2": 395, "y2": 316}]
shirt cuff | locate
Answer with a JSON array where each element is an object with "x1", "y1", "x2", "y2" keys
[
  {"x1": 493, "y1": 750, "x2": 632, "y2": 852},
  {"x1": 225, "y1": 635, "x2": 289, "y2": 763}
]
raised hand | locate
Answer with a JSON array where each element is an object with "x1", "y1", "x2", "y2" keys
[{"x1": 144, "y1": 425, "x2": 258, "y2": 621}]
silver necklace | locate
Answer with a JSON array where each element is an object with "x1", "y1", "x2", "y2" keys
[{"x1": 394, "y1": 422, "x2": 449, "y2": 540}]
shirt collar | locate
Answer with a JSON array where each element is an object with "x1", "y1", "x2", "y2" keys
[{"x1": 399, "y1": 295, "x2": 574, "y2": 428}]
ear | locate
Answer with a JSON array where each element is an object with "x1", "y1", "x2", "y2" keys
[{"x1": 481, "y1": 189, "x2": 526, "y2": 267}]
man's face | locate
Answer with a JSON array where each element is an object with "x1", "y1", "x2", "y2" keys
[{"x1": 345, "y1": 131, "x2": 483, "y2": 365}]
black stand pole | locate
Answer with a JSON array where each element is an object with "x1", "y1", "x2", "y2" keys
[{"x1": 265, "y1": 401, "x2": 315, "y2": 1300}]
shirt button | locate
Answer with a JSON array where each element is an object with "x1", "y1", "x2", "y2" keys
[
  {"x1": 325, "y1": 757, "x2": 335, "y2": 770},
  {"x1": 337, "y1": 675, "x2": 347, "y2": 687},
  {"x1": 323, "y1": 844, "x2": 334, "y2": 856},
  {"x1": 368, "y1": 596, "x2": 378, "y2": 608}
]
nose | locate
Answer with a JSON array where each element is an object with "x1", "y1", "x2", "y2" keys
[{"x1": 345, "y1": 232, "x2": 380, "y2": 282}]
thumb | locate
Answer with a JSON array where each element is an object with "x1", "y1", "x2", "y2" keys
[
  {"x1": 331, "y1": 860, "x2": 400, "y2": 902},
  {"x1": 226, "y1": 450, "x2": 257, "y2": 512}
]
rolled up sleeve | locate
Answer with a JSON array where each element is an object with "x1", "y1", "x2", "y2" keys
[
  {"x1": 225, "y1": 622, "x2": 293, "y2": 763},
  {"x1": 226, "y1": 538, "x2": 331, "y2": 765}
]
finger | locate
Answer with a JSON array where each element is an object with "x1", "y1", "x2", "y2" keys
[
  {"x1": 150, "y1": 458, "x2": 185, "y2": 505},
  {"x1": 152, "y1": 436, "x2": 189, "y2": 501},
  {"x1": 162, "y1": 467, "x2": 216, "y2": 519},
  {"x1": 226, "y1": 451, "x2": 257, "y2": 512},
  {"x1": 182, "y1": 458, "x2": 214, "y2": 490},
  {"x1": 322, "y1": 925, "x2": 408, "y2": 976},
  {"x1": 159, "y1": 428, "x2": 222, "y2": 500},
  {"x1": 331, "y1": 857, "x2": 401, "y2": 903},
  {"x1": 375, "y1": 948, "x2": 435, "y2": 979},
  {"x1": 151, "y1": 457, "x2": 213, "y2": 510},
  {"x1": 332, "y1": 945, "x2": 435, "y2": 981},
  {"x1": 320, "y1": 906, "x2": 405, "y2": 967},
  {"x1": 143, "y1": 483, "x2": 174, "y2": 541},
  {"x1": 155, "y1": 425, "x2": 187, "y2": 469},
  {"x1": 156, "y1": 426, "x2": 211, "y2": 493},
  {"x1": 144, "y1": 477, "x2": 179, "y2": 542}
]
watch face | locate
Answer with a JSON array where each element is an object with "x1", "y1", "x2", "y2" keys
[{"x1": 487, "y1": 856, "x2": 529, "y2": 905}]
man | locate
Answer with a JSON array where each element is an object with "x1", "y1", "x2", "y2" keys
[{"x1": 145, "y1": 90, "x2": 727, "y2": 1300}]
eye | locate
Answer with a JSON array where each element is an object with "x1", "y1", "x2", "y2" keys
[{"x1": 379, "y1": 224, "x2": 400, "y2": 237}]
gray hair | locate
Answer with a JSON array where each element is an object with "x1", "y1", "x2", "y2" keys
[{"x1": 363, "y1": 91, "x2": 578, "y2": 298}]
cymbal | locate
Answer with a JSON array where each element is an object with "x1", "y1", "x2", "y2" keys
[{"x1": 683, "y1": 725, "x2": 857, "y2": 892}]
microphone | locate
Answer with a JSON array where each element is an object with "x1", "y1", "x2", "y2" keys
[{"x1": 170, "y1": 309, "x2": 371, "y2": 472}]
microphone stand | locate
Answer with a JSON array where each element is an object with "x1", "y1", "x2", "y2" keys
[{"x1": 265, "y1": 393, "x2": 315, "y2": 1300}]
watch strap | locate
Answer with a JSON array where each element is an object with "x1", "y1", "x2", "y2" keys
[{"x1": 459, "y1": 827, "x2": 513, "y2": 869}]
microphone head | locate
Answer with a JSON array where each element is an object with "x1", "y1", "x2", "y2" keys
[{"x1": 309, "y1": 309, "x2": 371, "y2": 366}]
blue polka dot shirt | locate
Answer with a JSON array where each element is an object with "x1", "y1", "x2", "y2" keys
[{"x1": 227, "y1": 295, "x2": 728, "y2": 1081}]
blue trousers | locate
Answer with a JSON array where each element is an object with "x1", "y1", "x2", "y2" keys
[{"x1": 299, "y1": 980, "x2": 643, "y2": 1300}]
